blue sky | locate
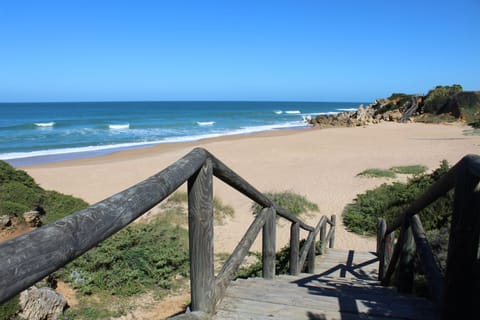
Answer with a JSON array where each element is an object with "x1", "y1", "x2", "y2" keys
[{"x1": 0, "y1": 0, "x2": 478, "y2": 102}]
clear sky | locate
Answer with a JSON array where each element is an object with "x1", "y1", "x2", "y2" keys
[{"x1": 1, "y1": 0, "x2": 478, "y2": 102}]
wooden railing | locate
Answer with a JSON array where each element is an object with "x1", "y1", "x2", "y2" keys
[
  {"x1": 0, "y1": 148, "x2": 335, "y2": 318},
  {"x1": 377, "y1": 154, "x2": 480, "y2": 320}
]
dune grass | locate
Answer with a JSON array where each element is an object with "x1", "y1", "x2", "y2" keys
[{"x1": 357, "y1": 165, "x2": 427, "y2": 178}]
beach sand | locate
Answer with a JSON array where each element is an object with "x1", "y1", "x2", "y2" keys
[{"x1": 22, "y1": 122, "x2": 480, "y2": 254}]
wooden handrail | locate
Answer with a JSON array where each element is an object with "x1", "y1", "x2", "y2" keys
[
  {"x1": 376, "y1": 154, "x2": 480, "y2": 319},
  {"x1": 410, "y1": 215, "x2": 444, "y2": 306},
  {"x1": 0, "y1": 147, "x2": 335, "y2": 317},
  {"x1": 0, "y1": 147, "x2": 208, "y2": 303}
]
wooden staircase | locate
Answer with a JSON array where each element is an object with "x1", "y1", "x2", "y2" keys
[{"x1": 212, "y1": 249, "x2": 438, "y2": 319}]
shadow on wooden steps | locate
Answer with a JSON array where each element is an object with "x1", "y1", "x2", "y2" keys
[{"x1": 212, "y1": 249, "x2": 438, "y2": 320}]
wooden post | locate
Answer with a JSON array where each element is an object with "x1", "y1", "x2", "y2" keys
[
  {"x1": 290, "y1": 222, "x2": 300, "y2": 275},
  {"x1": 411, "y1": 215, "x2": 445, "y2": 307},
  {"x1": 188, "y1": 158, "x2": 215, "y2": 314},
  {"x1": 443, "y1": 156, "x2": 480, "y2": 319},
  {"x1": 307, "y1": 236, "x2": 316, "y2": 273},
  {"x1": 382, "y1": 229, "x2": 403, "y2": 286},
  {"x1": 329, "y1": 215, "x2": 336, "y2": 248},
  {"x1": 377, "y1": 218, "x2": 387, "y2": 281},
  {"x1": 320, "y1": 219, "x2": 326, "y2": 254},
  {"x1": 262, "y1": 207, "x2": 276, "y2": 279},
  {"x1": 397, "y1": 219, "x2": 415, "y2": 293}
]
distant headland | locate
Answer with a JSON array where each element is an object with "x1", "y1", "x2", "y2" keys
[{"x1": 309, "y1": 85, "x2": 480, "y2": 128}]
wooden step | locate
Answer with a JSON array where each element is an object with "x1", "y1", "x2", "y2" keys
[{"x1": 212, "y1": 249, "x2": 438, "y2": 320}]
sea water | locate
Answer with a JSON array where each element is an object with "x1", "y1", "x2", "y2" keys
[{"x1": 0, "y1": 101, "x2": 363, "y2": 166}]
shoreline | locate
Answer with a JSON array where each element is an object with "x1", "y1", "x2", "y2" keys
[
  {"x1": 7, "y1": 126, "x2": 311, "y2": 167},
  {"x1": 22, "y1": 122, "x2": 480, "y2": 253}
]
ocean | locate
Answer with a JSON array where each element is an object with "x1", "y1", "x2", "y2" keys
[{"x1": 0, "y1": 101, "x2": 364, "y2": 166}]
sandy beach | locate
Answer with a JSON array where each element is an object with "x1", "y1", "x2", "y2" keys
[{"x1": 22, "y1": 122, "x2": 480, "y2": 254}]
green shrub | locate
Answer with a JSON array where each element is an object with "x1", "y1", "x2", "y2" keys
[
  {"x1": 0, "y1": 160, "x2": 89, "y2": 224},
  {"x1": 61, "y1": 218, "x2": 189, "y2": 296},
  {"x1": 0, "y1": 181, "x2": 41, "y2": 210},
  {"x1": 251, "y1": 191, "x2": 319, "y2": 217},
  {"x1": 423, "y1": 84, "x2": 463, "y2": 114},
  {"x1": 390, "y1": 165, "x2": 427, "y2": 175},
  {"x1": 0, "y1": 201, "x2": 29, "y2": 217},
  {"x1": 344, "y1": 161, "x2": 452, "y2": 236},
  {"x1": 0, "y1": 161, "x2": 40, "y2": 190},
  {"x1": 357, "y1": 169, "x2": 396, "y2": 178},
  {"x1": 41, "y1": 190, "x2": 88, "y2": 224},
  {"x1": 0, "y1": 295, "x2": 20, "y2": 320}
]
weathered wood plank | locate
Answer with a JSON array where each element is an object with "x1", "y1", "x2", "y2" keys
[
  {"x1": 262, "y1": 207, "x2": 276, "y2": 279},
  {"x1": 188, "y1": 158, "x2": 215, "y2": 313},
  {"x1": 410, "y1": 215, "x2": 444, "y2": 307},
  {"x1": 217, "y1": 278, "x2": 437, "y2": 320},
  {"x1": 167, "y1": 311, "x2": 209, "y2": 320},
  {"x1": 298, "y1": 216, "x2": 326, "y2": 269},
  {"x1": 0, "y1": 147, "x2": 209, "y2": 303},
  {"x1": 397, "y1": 219, "x2": 415, "y2": 293},
  {"x1": 329, "y1": 214, "x2": 336, "y2": 248},
  {"x1": 443, "y1": 154, "x2": 480, "y2": 319},
  {"x1": 289, "y1": 222, "x2": 300, "y2": 275},
  {"x1": 214, "y1": 207, "x2": 270, "y2": 304}
]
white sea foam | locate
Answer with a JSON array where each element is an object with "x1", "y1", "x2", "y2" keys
[
  {"x1": 285, "y1": 110, "x2": 301, "y2": 114},
  {"x1": 0, "y1": 121, "x2": 310, "y2": 161},
  {"x1": 274, "y1": 110, "x2": 283, "y2": 114},
  {"x1": 336, "y1": 108, "x2": 357, "y2": 112},
  {"x1": 34, "y1": 122, "x2": 55, "y2": 127},
  {"x1": 197, "y1": 121, "x2": 215, "y2": 126},
  {"x1": 109, "y1": 124, "x2": 130, "y2": 130}
]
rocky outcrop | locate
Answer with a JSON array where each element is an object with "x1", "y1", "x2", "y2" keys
[
  {"x1": 309, "y1": 101, "x2": 407, "y2": 128},
  {"x1": 309, "y1": 86, "x2": 480, "y2": 129},
  {"x1": 23, "y1": 210, "x2": 42, "y2": 227},
  {"x1": 309, "y1": 94, "x2": 420, "y2": 128},
  {"x1": 0, "y1": 214, "x2": 11, "y2": 229},
  {"x1": 19, "y1": 287, "x2": 67, "y2": 320}
]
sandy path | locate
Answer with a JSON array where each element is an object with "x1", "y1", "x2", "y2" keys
[{"x1": 23, "y1": 122, "x2": 480, "y2": 254}]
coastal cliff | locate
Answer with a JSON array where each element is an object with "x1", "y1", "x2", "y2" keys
[{"x1": 309, "y1": 85, "x2": 480, "y2": 128}]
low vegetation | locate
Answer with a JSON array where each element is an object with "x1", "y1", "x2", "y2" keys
[
  {"x1": 0, "y1": 163, "x2": 237, "y2": 319},
  {"x1": 236, "y1": 191, "x2": 320, "y2": 278},
  {"x1": 356, "y1": 168, "x2": 396, "y2": 178},
  {"x1": 357, "y1": 165, "x2": 427, "y2": 179},
  {"x1": 251, "y1": 191, "x2": 319, "y2": 217},
  {"x1": 345, "y1": 161, "x2": 453, "y2": 294},
  {"x1": 60, "y1": 218, "x2": 189, "y2": 297},
  {"x1": 0, "y1": 161, "x2": 89, "y2": 224},
  {"x1": 345, "y1": 161, "x2": 452, "y2": 236}
]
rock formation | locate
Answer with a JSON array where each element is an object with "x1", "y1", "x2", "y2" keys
[
  {"x1": 23, "y1": 210, "x2": 42, "y2": 227},
  {"x1": 19, "y1": 287, "x2": 67, "y2": 320},
  {"x1": 309, "y1": 86, "x2": 480, "y2": 129}
]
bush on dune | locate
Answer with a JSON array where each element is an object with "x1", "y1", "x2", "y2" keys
[
  {"x1": 344, "y1": 160, "x2": 452, "y2": 236},
  {"x1": 0, "y1": 160, "x2": 89, "y2": 223}
]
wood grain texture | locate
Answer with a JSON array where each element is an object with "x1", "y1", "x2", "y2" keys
[
  {"x1": 215, "y1": 207, "x2": 270, "y2": 304},
  {"x1": 442, "y1": 154, "x2": 480, "y2": 319},
  {"x1": 213, "y1": 249, "x2": 437, "y2": 320},
  {"x1": 410, "y1": 215, "x2": 444, "y2": 307},
  {"x1": 397, "y1": 219, "x2": 415, "y2": 293},
  {"x1": 0, "y1": 147, "x2": 208, "y2": 303},
  {"x1": 188, "y1": 158, "x2": 215, "y2": 313},
  {"x1": 262, "y1": 207, "x2": 276, "y2": 279},
  {"x1": 329, "y1": 214, "x2": 336, "y2": 248},
  {"x1": 289, "y1": 222, "x2": 300, "y2": 275}
]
